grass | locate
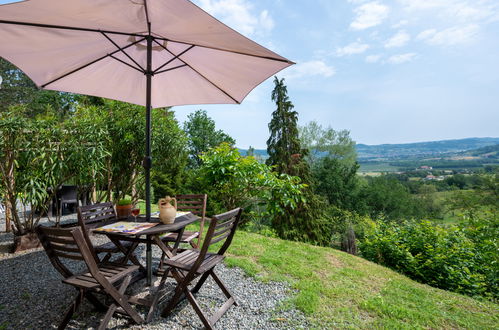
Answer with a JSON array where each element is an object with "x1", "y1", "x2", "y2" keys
[{"x1": 220, "y1": 230, "x2": 499, "y2": 329}]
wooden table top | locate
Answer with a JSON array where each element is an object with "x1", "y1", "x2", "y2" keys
[{"x1": 95, "y1": 212, "x2": 199, "y2": 237}]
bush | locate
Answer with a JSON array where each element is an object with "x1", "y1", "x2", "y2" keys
[
  {"x1": 360, "y1": 219, "x2": 498, "y2": 301},
  {"x1": 194, "y1": 143, "x2": 305, "y2": 226}
]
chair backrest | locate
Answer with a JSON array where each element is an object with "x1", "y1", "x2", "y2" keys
[
  {"x1": 36, "y1": 225, "x2": 99, "y2": 278},
  {"x1": 190, "y1": 208, "x2": 242, "y2": 274},
  {"x1": 78, "y1": 202, "x2": 116, "y2": 233},
  {"x1": 57, "y1": 185, "x2": 78, "y2": 202},
  {"x1": 176, "y1": 194, "x2": 207, "y2": 244},
  {"x1": 175, "y1": 194, "x2": 207, "y2": 216}
]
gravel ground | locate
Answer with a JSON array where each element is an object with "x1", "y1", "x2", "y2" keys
[{"x1": 0, "y1": 213, "x2": 310, "y2": 329}]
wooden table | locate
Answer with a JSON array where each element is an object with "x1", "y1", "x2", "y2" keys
[{"x1": 94, "y1": 212, "x2": 199, "y2": 322}]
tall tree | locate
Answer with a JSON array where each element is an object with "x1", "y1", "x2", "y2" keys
[
  {"x1": 266, "y1": 77, "x2": 308, "y2": 178},
  {"x1": 265, "y1": 77, "x2": 332, "y2": 246},
  {"x1": 299, "y1": 120, "x2": 357, "y2": 167},
  {"x1": 183, "y1": 109, "x2": 235, "y2": 167}
]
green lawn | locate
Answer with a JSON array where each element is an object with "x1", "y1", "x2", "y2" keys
[{"x1": 220, "y1": 230, "x2": 498, "y2": 329}]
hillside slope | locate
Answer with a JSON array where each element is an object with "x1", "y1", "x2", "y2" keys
[{"x1": 224, "y1": 231, "x2": 498, "y2": 329}]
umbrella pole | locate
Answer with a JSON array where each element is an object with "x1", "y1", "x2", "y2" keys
[{"x1": 145, "y1": 35, "x2": 153, "y2": 286}]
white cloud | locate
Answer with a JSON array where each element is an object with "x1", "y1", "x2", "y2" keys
[
  {"x1": 350, "y1": 1, "x2": 390, "y2": 30},
  {"x1": 365, "y1": 54, "x2": 382, "y2": 63},
  {"x1": 258, "y1": 10, "x2": 275, "y2": 32},
  {"x1": 392, "y1": 20, "x2": 409, "y2": 28},
  {"x1": 417, "y1": 29, "x2": 437, "y2": 40},
  {"x1": 284, "y1": 60, "x2": 336, "y2": 80},
  {"x1": 196, "y1": 0, "x2": 274, "y2": 35},
  {"x1": 384, "y1": 30, "x2": 411, "y2": 48},
  {"x1": 336, "y1": 42, "x2": 370, "y2": 56},
  {"x1": 388, "y1": 53, "x2": 417, "y2": 64},
  {"x1": 398, "y1": 0, "x2": 499, "y2": 23},
  {"x1": 417, "y1": 25, "x2": 479, "y2": 46}
]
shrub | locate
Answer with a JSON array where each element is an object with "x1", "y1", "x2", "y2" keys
[
  {"x1": 195, "y1": 143, "x2": 305, "y2": 226},
  {"x1": 360, "y1": 219, "x2": 498, "y2": 300}
]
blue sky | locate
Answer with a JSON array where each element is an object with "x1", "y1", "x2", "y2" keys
[{"x1": 2, "y1": 0, "x2": 499, "y2": 148}]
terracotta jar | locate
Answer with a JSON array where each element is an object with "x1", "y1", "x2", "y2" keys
[{"x1": 158, "y1": 196, "x2": 177, "y2": 224}]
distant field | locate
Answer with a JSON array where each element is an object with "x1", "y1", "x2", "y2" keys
[{"x1": 359, "y1": 163, "x2": 400, "y2": 172}]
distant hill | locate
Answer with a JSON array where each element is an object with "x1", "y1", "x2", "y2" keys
[
  {"x1": 356, "y1": 137, "x2": 499, "y2": 161},
  {"x1": 238, "y1": 137, "x2": 499, "y2": 161}
]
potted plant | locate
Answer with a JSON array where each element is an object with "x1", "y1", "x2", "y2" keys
[{"x1": 116, "y1": 198, "x2": 133, "y2": 219}]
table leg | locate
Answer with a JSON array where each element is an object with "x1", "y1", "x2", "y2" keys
[
  {"x1": 171, "y1": 228, "x2": 186, "y2": 255},
  {"x1": 146, "y1": 235, "x2": 152, "y2": 286}
]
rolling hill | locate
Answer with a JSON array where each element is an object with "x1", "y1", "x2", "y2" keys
[{"x1": 239, "y1": 137, "x2": 499, "y2": 162}]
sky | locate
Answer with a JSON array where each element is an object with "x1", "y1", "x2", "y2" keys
[{"x1": 2, "y1": 0, "x2": 499, "y2": 148}]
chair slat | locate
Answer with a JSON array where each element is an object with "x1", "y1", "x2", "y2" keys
[
  {"x1": 210, "y1": 231, "x2": 231, "y2": 245},
  {"x1": 51, "y1": 243, "x2": 81, "y2": 253},
  {"x1": 214, "y1": 219, "x2": 234, "y2": 230},
  {"x1": 47, "y1": 236, "x2": 77, "y2": 244},
  {"x1": 213, "y1": 224, "x2": 232, "y2": 238},
  {"x1": 53, "y1": 250, "x2": 85, "y2": 261}
]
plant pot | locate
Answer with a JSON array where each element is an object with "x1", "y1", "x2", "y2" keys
[
  {"x1": 13, "y1": 233, "x2": 41, "y2": 253},
  {"x1": 116, "y1": 204, "x2": 132, "y2": 219}
]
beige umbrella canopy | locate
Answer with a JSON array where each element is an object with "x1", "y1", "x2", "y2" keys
[
  {"x1": 0, "y1": 0, "x2": 293, "y2": 227},
  {"x1": 0, "y1": 0, "x2": 292, "y2": 107}
]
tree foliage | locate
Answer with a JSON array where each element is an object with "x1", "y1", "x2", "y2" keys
[
  {"x1": 313, "y1": 157, "x2": 360, "y2": 210},
  {"x1": 183, "y1": 109, "x2": 235, "y2": 167},
  {"x1": 0, "y1": 106, "x2": 108, "y2": 234},
  {"x1": 0, "y1": 58, "x2": 77, "y2": 118},
  {"x1": 195, "y1": 143, "x2": 305, "y2": 227},
  {"x1": 76, "y1": 101, "x2": 188, "y2": 203},
  {"x1": 299, "y1": 120, "x2": 357, "y2": 167}
]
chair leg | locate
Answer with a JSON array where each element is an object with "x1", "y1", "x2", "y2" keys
[
  {"x1": 97, "y1": 274, "x2": 132, "y2": 330},
  {"x1": 101, "y1": 253, "x2": 112, "y2": 263},
  {"x1": 185, "y1": 289, "x2": 213, "y2": 330},
  {"x1": 146, "y1": 267, "x2": 171, "y2": 322},
  {"x1": 98, "y1": 274, "x2": 143, "y2": 329},
  {"x1": 161, "y1": 269, "x2": 191, "y2": 317},
  {"x1": 58, "y1": 289, "x2": 83, "y2": 330},
  {"x1": 158, "y1": 251, "x2": 166, "y2": 270},
  {"x1": 191, "y1": 271, "x2": 210, "y2": 294},
  {"x1": 210, "y1": 270, "x2": 238, "y2": 306}
]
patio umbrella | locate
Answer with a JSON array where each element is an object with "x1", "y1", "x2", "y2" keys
[{"x1": 0, "y1": 0, "x2": 293, "y2": 222}]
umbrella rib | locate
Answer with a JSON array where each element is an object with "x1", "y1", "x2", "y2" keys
[
  {"x1": 155, "y1": 64, "x2": 188, "y2": 75},
  {"x1": 41, "y1": 37, "x2": 146, "y2": 88},
  {"x1": 101, "y1": 32, "x2": 145, "y2": 72},
  {"x1": 153, "y1": 45, "x2": 195, "y2": 74},
  {"x1": 153, "y1": 35, "x2": 294, "y2": 64},
  {"x1": 109, "y1": 55, "x2": 144, "y2": 74},
  {"x1": 0, "y1": 19, "x2": 145, "y2": 37},
  {"x1": 153, "y1": 39, "x2": 240, "y2": 104}
]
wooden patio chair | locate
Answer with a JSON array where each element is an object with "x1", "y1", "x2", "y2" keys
[
  {"x1": 36, "y1": 225, "x2": 144, "y2": 330},
  {"x1": 78, "y1": 202, "x2": 137, "y2": 264},
  {"x1": 160, "y1": 207, "x2": 242, "y2": 329},
  {"x1": 158, "y1": 194, "x2": 208, "y2": 272}
]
